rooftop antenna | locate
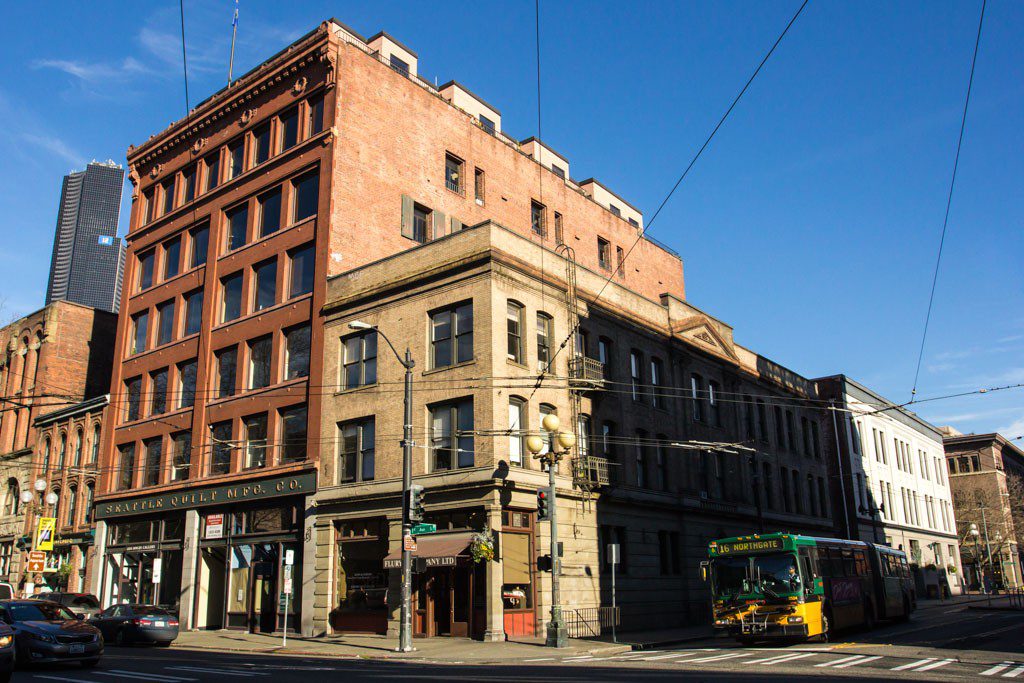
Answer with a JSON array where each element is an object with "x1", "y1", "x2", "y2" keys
[{"x1": 227, "y1": 0, "x2": 239, "y2": 87}]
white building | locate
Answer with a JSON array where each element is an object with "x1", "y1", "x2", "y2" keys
[{"x1": 816, "y1": 375, "x2": 963, "y2": 593}]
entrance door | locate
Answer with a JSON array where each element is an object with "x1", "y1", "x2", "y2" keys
[
  {"x1": 431, "y1": 570, "x2": 452, "y2": 636},
  {"x1": 250, "y1": 544, "x2": 278, "y2": 633}
]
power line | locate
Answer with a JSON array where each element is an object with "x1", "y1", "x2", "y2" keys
[{"x1": 910, "y1": 0, "x2": 987, "y2": 401}]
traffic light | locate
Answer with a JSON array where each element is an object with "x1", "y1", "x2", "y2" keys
[
  {"x1": 537, "y1": 554, "x2": 553, "y2": 572},
  {"x1": 407, "y1": 484, "x2": 426, "y2": 524},
  {"x1": 537, "y1": 487, "x2": 550, "y2": 521}
]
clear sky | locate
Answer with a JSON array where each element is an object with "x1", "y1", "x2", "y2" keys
[{"x1": 0, "y1": 1, "x2": 1020, "y2": 438}]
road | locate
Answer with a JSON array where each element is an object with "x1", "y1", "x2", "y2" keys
[{"x1": 9, "y1": 603, "x2": 1024, "y2": 682}]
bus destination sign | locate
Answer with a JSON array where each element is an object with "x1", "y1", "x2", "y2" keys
[{"x1": 714, "y1": 538, "x2": 785, "y2": 555}]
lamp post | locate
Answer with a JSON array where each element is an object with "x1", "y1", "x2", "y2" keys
[
  {"x1": 969, "y1": 524, "x2": 981, "y2": 592},
  {"x1": 525, "y1": 413, "x2": 575, "y2": 648},
  {"x1": 349, "y1": 320, "x2": 415, "y2": 653},
  {"x1": 21, "y1": 478, "x2": 58, "y2": 514}
]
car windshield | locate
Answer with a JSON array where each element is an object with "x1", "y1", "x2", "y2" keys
[
  {"x1": 70, "y1": 596, "x2": 100, "y2": 608},
  {"x1": 712, "y1": 553, "x2": 802, "y2": 598},
  {"x1": 10, "y1": 603, "x2": 77, "y2": 622},
  {"x1": 134, "y1": 606, "x2": 172, "y2": 616}
]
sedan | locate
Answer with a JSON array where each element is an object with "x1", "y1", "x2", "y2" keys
[
  {"x1": 0, "y1": 600, "x2": 102, "y2": 668},
  {"x1": 29, "y1": 593, "x2": 101, "y2": 620},
  {"x1": 90, "y1": 604, "x2": 178, "y2": 646},
  {"x1": 0, "y1": 621, "x2": 13, "y2": 682}
]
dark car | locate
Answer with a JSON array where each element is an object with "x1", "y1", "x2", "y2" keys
[
  {"x1": 29, "y1": 593, "x2": 101, "y2": 620},
  {"x1": 0, "y1": 600, "x2": 102, "y2": 668},
  {"x1": 0, "y1": 621, "x2": 13, "y2": 682},
  {"x1": 90, "y1": 604, "x2": 178, "y2": 646}
]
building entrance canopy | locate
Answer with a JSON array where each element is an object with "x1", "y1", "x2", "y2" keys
[{"x1": 383, "y1": 532, "x2": 473, "y2": 569}]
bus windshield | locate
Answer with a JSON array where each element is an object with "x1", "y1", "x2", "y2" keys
[{"x1": 712, "y1": 552, "x2": 803, "y2": 599}]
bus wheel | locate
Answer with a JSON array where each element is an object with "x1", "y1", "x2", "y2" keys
[{"x1": 819, "y1": 615, "x2": 830, "y2": 643}]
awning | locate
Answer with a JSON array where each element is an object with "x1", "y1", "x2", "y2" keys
[{"x1": 383, "y1": 532, "x2": 474, "y2": 569}]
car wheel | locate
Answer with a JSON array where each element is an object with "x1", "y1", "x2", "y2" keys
[
  {"x1": 156, "y1": 641, "x2": 173, "y2": 648},
  {"x1": 81, "y1": 658, "x2": 100, "y2": 668}
]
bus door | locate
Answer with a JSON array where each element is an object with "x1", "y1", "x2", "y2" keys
[{"x1": 880, "y1": 554, "x2": 903, "y2": 617}]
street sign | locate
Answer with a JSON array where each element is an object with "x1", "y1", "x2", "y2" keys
[
  {"x1": 27, "y1": 551, "x2": 45, "y2": 562},
  {"x1": 410, "y1": 523, "x2": 437, "y2": 536},
  {"x1": 403, "y1": 535, "x2": 417, "y2": 551},
  {"x1": 152, "y1": 558, "x2": 163, "y2": 584},
  {"x1": 27, "y1": 559, "x2": 45, "y2": 573},
  {"x1": 607, "y1": 543, "x2": 620, "y2": 565},
  {"x1": 35, "y1": 518, "x2": 56, "y2": 551},
  {"x1": 279, "y1": 593, "x2": 288, "y2": 611},
  {"x1": 285, "y1": 549, "x2": 294, "y2": 566},
  {"x1": 205, "y1": 514, "x2": 224, "y2": 540}
]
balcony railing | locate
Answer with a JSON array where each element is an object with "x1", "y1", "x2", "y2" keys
[
  {"x1": 568, "y1": 356, "x2": 605, "y2": 388},
  {"x1": 573, "y1": 455, "x2": 611, "y2": 488}
]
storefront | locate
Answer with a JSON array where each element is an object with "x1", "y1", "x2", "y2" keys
[
  {"x1": 51, "y1": 531, "x2": 96, "y2": 593},
  {"x1": 94, "y1": 470, "x2": 316, "y2": 633}
]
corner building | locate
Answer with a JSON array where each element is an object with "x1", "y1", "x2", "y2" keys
[{"x1": 98, "y1": 19, "x2": 833, "y2": 637}]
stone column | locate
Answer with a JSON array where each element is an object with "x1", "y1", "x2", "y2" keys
[
  {"x1": 482, "y1": 504, "x2": 504, "y2": 642},
  {"x1": 178, "y1": 509, "x2": 201, "y2": 630},
  {"x1": 385, "y1": 516, "x2": 403, "y2": 638},
  {"x1": 300, "y1": 504, "x2": 318, "y2": 636},
  {"x1": 89, "y1": 520, "x2": 107, "y2": 602}
]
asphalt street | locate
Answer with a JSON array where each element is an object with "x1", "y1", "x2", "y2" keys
[{"x1": 9, "y1": 603, "x2": 1024, "y2": 682}]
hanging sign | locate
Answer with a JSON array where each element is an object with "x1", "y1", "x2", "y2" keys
[{"x1": 35, "y1": 518, "x2": 56, "y2": 551}]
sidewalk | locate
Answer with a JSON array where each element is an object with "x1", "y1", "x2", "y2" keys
[{"x1": 172, "y1": 629, "x2": 632, "y2": 662}]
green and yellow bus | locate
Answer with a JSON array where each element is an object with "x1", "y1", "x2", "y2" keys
[{"x1": 703, "y1": 533, "x2": 915, "y2": 643}]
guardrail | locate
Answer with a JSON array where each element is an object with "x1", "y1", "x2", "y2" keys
[{"x1": 563, "y1": 606, "x2": 619, "y2": 638}]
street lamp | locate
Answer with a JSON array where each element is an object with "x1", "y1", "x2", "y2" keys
[
  {"x1": 526, "y1": 412, "x2": 575, "y2": 648},
  {"x1": 349, "y1": 320, "x2": 416, "y2": 653}
]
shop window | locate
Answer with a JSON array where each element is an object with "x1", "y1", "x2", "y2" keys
[
  {"x1": 149, "y1": 368, "x2": 168, "y2": 416},
  {"x1": 226, "y1": 204, "x2": 248, "y2": 252},
  {"x1": 292, "y1": 171, "x2": 319, "y2": 224},
  {"x1": 248, "y1": 335, "x2": 273, "y2": 390},
  {"x1": 280, "y1": 404, "x2": 308, "y2": 463},
  {"x1": 190, "y1": 222, "x2": 209, "y2": 268},
  {"x1": 536, "y1": 312, "x2": 552, "y2": 372},
  {"x1": 285, "y1": 324, "x2": 311, "y2": 380},
  {"x1": 125, "y1": 377, "x2": 142, "y2": 421},
  {"x1": 506, "y1": 301, "x2": 523, "y2": 363},
  {"x1": 171, "y1": 431, "x2": 191, "y2": 481},
  {"x1": 288, "y1": 243, "x2": 315, "y2": 298},
  {"x1": 221, "y1": 272, "x2": 243, "y2": 322},
  {"x1": 502, "y1": 531, "x2": 532, "y2": 611},
  {"x1": 279, "y1": 106, "x2": 299, "y2": 151},
  {"x1": 244, "y1": 413, "x2": 268, "y2": 469},
  {"x1": 430, "y1": 302, "x2": 473, "y2": 369},
  {"x1": 343, "y1": 331, "x2": 377, "y2": 389},
  {"x1": 258, "y1": 188, "x2": 282, "y2": 238},
  {"x1": 216, "y1": 346, "x2": 238, "y2": 398},
  {"x1": 210, "y1": 421, "x2": 233, "y2": 475},
  {"x1": 429, "y1": 398, "x2": 474, "y2": 471},
  {"x1": 178, "y1": 359, "x2": 197, "y2": 409},
  {"x1": 184, "y1": 289, "x2": 203, "y2": 336},
  {"x1": 144, "y1": 437, "x2": 162, "y2": 487},
  {"x1": 156, "y1": 300, "x2": 175, "y2": 346},
  {"x1": 338, "y1": 418, "x2": 375, "y2": 483},
  {"x1": 117, "y1": 443, "x2": 136, "y2": 490}
]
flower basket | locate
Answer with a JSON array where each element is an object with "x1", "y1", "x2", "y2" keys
[{"x1": 470, "y1": 529, "x2": 495, "y2": 564}]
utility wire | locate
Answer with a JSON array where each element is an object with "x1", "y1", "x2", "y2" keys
[{"x1": 910, "y1": 0, "x2": 986, "y2": 401}]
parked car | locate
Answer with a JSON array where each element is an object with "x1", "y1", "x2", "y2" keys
[
  {"x1": 0, "y1": 585, "x2": 13, "y2": 602},
  {"x1": 0, "y1": 600, "x2": 102, "y2": 668},
  {"x1": 0, "y1": 620, "x2": 13, "y2": 682},
  {"x1": 90, "y1": 604, "x2": 178, "y2": 646},
  {"x1": 29, "y1": 593, "x2": 101, "y2": 619}
]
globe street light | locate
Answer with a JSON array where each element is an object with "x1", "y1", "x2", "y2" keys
[{"x1": 526, "y1": 412, "x2": 574, "y2": 648}]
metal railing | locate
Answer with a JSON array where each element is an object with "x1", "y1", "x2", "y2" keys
[
  {"x1": 568, "y1": 356, "x2": 605, "y2": 386},
  {"x1": 641, "y1": 233, "x2": 680, "y2": 258},
  {"x1": 573, "y1": 455, "x2": 611, "y2": 487},
  {"x1": 563, "y1": 606, "x2": 619, "y2": 638}
]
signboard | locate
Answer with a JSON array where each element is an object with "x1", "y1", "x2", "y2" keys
[
  {"x1": 35, "y1": 518, "x2": 56, "y2": 551},
  {"x1": 403, "y1": 535, "x2": 416, "y2": 552},
  {"x1": 152, "y1": 558, "x2": 163, "y2": 584},
  {"x1": 27, "y1": 559, "x2": 45, "y2": 573},
  {"x1": 384, "y1": 555, "x2": 456, "y2": 570},
  {"x1": 98, "y1": 235, "x2": 115, "y2": 246},
  {"x1": 284, "y1": 549, "x2": 294, "y2": 566},
  {"x1": 279, "y1": 593, "x2": 288, "y2": 611},
  {"x1": 607, "y1": 543, "x2": 620, "y2": 565},
  {"x1": 96, "y1": 470, "x2": 317, "y2": 519},
  {"x1": 205, "y1": 514, "x2": 225, "y2": 540},
  {"x1": 410, "y1": 523, "x2": 437, "y2": 536},
  {"x1": 713, "y1": 538, "x2": 785, "y2": 556},
  {"x1": 53, "y1": 531, "x2": 95, "y2": 548},
  {"x1": 28, "y1": 551, "x2": 45, "y2": 562}
]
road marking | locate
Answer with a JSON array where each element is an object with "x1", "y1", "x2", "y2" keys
[
  {"x1": 892, "y1": 658, "x2": 935, "y2": 671},
  {"x1": 749, "y1": 652, "x2": 817, "y2": 666},
  {"x1": 167, "y1": 667, "x2": 267, "y2": 677},
  {"x1": 642, "y1": 652, "x2": 699, "y2": 661},
  {"x1": 913, "y1": 659, "x2": 955, "y2": 672},
  {"x1": 1004, "y1": 664, "x2": 1024, "y2": 679},
  {"x1": 981, "y1": 662, "x2": 1013, "y2": 676},
  {"x1": 815, "y1": 654, "x2": 866, "y2": 667},
  {"x1": 685, "y1": 652, "x2": 753, "y2": 663},
  {"x1": 834, "y1": 655, "x2": 882, "y2": 668},
  {"x1": 98, "y1": 672, "x2": 197, "y2": 682},
  {"x1": 563, "y1": 655, "x2": 596, "y2": 661},
  {"x1": 524, "y1": 657, "x2": 555, "y2": 662},
  {"x1": 33, "y1": 677, "x2": 97, "y2": 683}
]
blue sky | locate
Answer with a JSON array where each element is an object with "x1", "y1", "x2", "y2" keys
[{"x1": 0, "y1": 1, "x2": 1020, "y2": 438}]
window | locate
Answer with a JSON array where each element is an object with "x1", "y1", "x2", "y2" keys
[
  {"x1": 536, "y1": 313, "x2": 553, "y2": 372},
  {"x1": 161, "y1": 176, "x2": 176, "y2": 215},
  {"x1": 90, "y1": 424, "x2": 100, "y2": 463},
  {"x1": 650, "y1": 358, "x2": 664, "y2": 409},
  {"x1": 83, "y1": 482, "x2": 94, "y2": 522},
  {"x1": 285, "y1": 324, "x2": 311, "y2": 379},
  {"x1": 554, "y1": 211, "x2": 563, "y2": 244},
  {"x1": 253, "y1": 259, "x2": 277, "y2": 311},
  {"x1": 598, "y1": 238, "x2": 611, "y2": 270},
  {"x1": 339, "y1": 418, "x2": 375, "y2": 482},
  {"x1": 343, "y1": 331, "x2": 377, "y2": 389},
  {"x1": 204, "y1": 152, "x2": 220, "y2": 192},
  {"x1": 775, "y1": 405, "x2": 786, "y2": 449},
  {"x1": 41, "y1": 438, "x2": 51, "y2": 472},
  {"x1": 226, "y1": 204, "x2": 248, "y2": 251},
  {"x1": 227, "y1": 139, "x2": 245, "y2": 179},
  {"x1": 598, "y1": 337, "x2": 612, "y2": 378},
  {"x1": 578, "y1": 414, "x2": 592, "y2": 458},
  {"x1": 143, "y1": 188, "x2": 155, "y2": 224},
  {"x1": 171, "y1": 431, "x2": 191, "y2": 481},
  {"x1": 445, "y1": 154, "x2": 463, "y2": 194},
  {"x1": 258, "y1": 188, "x2": 282, "y2": 237},
  {"x1": 280, "y1": 107, "x2": 300, "y2": 151},
  {"x1": 308, "y1": 93, "x2": 325, "y2": 136},
  {"x1": 125, "y1": 377, "x2": 142, "y2": 421},
  {"x1": 609, "y1": 204, "x2": 621, "y2": 218},
  {"x1": 508, "y1": 398, "x2": 526, "y2": 466},
  {"x1": 811, "y1": 421, "x2": 821, "y2": 459},
  {"x1": 244, "y1": 414, "x2": 268, "y2": 469},
  {"x1": 252, "y1": 123, "x2": 271, "y2": 166},
  {"x1": 131, "y1": 311, "x2": 149, "y2": 354},
  {"x1": 629, "y1": 217, "x2": 639, "y2": 228},
  {"x1": 216, "y1": 346, "x2": 238, "y2": 398},
  {"x1": 178, "y1": 359, "x2": 197, "y2": 409},
  {"x1": 630, "y1": 350, "x2": 642, "y2": 401},
  {"x1": 184, "y1": 290, "x2": 203, "y2": 336},
  {"x1": 118, "y1": 443, "x2": 136, "y2": 490},
  {"x1": 763, "y1": 463, "x2": 774, "y2": 510},
  {"x1": 289, "y1": 244, "x2": 315, "y2": 298},
  {"x1": 150, "y1": 368, "x2": 168, "y2": 416},
  {"x1": 430, "y1": 302, "x2": 473, "y2": 368},
  {"x1": 280, "y1": 404, "x2": 308, "y2": 463},
  {"x1": 292, "y1": 171, "x2": 319, "y2": 223},
  {"x1": 634, "y1": 431, "x2": 646, "y2": 487},
  {"x1": 531, "y1": 200, "x2": 546, "y2": 236},
  {"x1": 792, "y1": 470, "x2": 803, "y2": 513},
  {"x1": 389, "y1": 54, "x2": 409, "y2": 75},
  {"x1": 57, "y1": 433, "x2": 67, "y2": 469},
  {"x1": 785, "y1": 411, "x2": 796, "y2": 452},
  {"x1": 429, "y1": 399, "x2": 474, "y2": 471},
  {"x1": 474, "y1": 167, "x2": 485, "y2": 203},
  {"x1": 144, "y1": 437, "x2": 162, "y2": 486},
  {"x1": 210, "y1": 421, "x2": 232, "y2": 475},
  {"x1": 138, "y1": 250, "x2": 155, "y2": 291},
  {"x1": 156, "y1": 300, "x2": 175, "y2": 345},
  {"x1": 221, "y1": 272, "x2": 243, "y2": 322},
  {"x1": 550, "y1": 163, "x2": 566, "y2": 179},
  {"x1": 655, "y1": 440, "x2": 668, "y2": 491},
  {"x1": 163, "y1": 238, "x2": 181, "y2": 280},
  {"x1": 190, "y1": 223, "x2": 209, "y2": 267},
  {"x1": 182, "y1": 165, "x2": 196, "y2": 203},
  {"x1": 4, "y1": 479, "x2": 19, "y2": 517},
  {"x1": 479, "y1": 114, "x2": 495, "y2": 134},
  {"x1": 506, "y1": 301, "x2": 523, "y2": 363},
  {"x1": 248, "y1": 336, "x2": 273, "y2": 390},
  {"x1": 409, "y1": 203, "x2": 429, "y2": 243},
  {"x1": 616, "y1": 246, "x2": 625, "y2": 276},
  {"x1": 708, "y1": 380, "x2": 721, "y2": 426}
]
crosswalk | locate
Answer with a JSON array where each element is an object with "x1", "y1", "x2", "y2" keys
[
  {"x1": 31, "y1": 664, "x2": 277, "y2": 682},
  {"x1": 540, "y1": 647, "x2": 1024, "y2": 679}
]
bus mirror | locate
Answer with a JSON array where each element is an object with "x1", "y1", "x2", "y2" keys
[{"x1": 700, "y1": 561, "x2": 710, "y2": 582}]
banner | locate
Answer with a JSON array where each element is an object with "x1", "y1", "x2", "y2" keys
[{"x1": 35, "y1": 517, "x2": 56, "y2": 551}]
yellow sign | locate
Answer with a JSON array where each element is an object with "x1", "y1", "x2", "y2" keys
[{"x1": 35, "y1": 517, "x2": 56, "y2": 551}]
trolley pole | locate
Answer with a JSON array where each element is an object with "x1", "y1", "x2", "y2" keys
[{"x1": 399, "y1": 348, "x2": 415, "y2": 652}]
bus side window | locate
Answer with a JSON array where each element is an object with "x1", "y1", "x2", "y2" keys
[
  {"x1": 842, "y1": 549, "x2": 856, "y2": 576},
  {"x1": 854, "y1": 550, "x2": 869, "y2": 576},
  {"x1": 828, "y1": 548, "x2": 845, "y2": 577}
]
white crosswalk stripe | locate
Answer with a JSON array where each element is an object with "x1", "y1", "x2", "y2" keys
[
  {"x1": 815, "y1": 654, "x2": 866, "y2": 668},
  {"x1": 748, "y1": 652, "x2": 817, "y2": 666},
  {"x1": 914, "y1": 659, "x2": 955, "y2": 672},
  {"x1": 833, "y1": 655, "x2": 882, "y2": 668},
  {"x1": 642, "y1": 652, "x2": 700, "y2": 661},
  {"x1": 981, "y1": 662, "x2": 1014, "y2": 677},
  {"x1": 33, "y1": 677, "x2": 97, "y2": 683},
  {"x1": 815, "y1": 654, "x2": 882, "y2": 668},
  {"x1": 685, "y1": 652, "x2": 754, "y2": 663},
  {"x1": 100, "y1": 672, "x2": 197, "y2": 682},
  {"x1": 892, "y1": 658, "x2": 935, "y2": 671},
  {"x1": 1004, "y1": 664, "x2": 1024, "y2": 679},
  {"x1": 166, "y1": 667, "x2": 268, "y2": 677}
]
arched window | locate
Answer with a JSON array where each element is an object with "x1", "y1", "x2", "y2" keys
[
  {"x1": 90, "y1": 424, "x2": 101, "y2": 464},
  {"x1": 74, "y1": 428, "x2": 83, "y2": 467},
  {"x1": 84, "y1": 482, "x2": 95, "y2": 523},
  {"x1": 506, "y1": 301, "x2": 524, "y2": 364},
  {"x1": 57, "y1": 432, "x2": 67, "y2": 469},
  {"x1": 66, "y1": 486, "x2": 78, "y2": 528},
  {"x1": 4, "y1": 479, "x2": 19, "y2": 516},
  {"x1": 51, "y1": 489, "x2": 61, "y2": 524},
  {"x1": 41, "y1": 437, "x2": 51, "y2": 472}
]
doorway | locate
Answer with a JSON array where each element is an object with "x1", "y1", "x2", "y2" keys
[
  {"x1": 414, "y1": 566, "x2": 474, "y2": 637},
  {"x1": 250, "y1": 544, "x2": 278, "y2": 633}
]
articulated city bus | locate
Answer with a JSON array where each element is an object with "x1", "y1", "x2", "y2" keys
[{"x1": 703, "y1": 533, "x2": 915, "y2": 643}]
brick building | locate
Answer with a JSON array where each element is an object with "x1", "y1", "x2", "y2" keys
[
  {"x1": 0, "y1": 301, "x2": 116, "y2": 592},
  {"x1": 95, "y1": 19, "x2": 833, "y2": 637}
]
